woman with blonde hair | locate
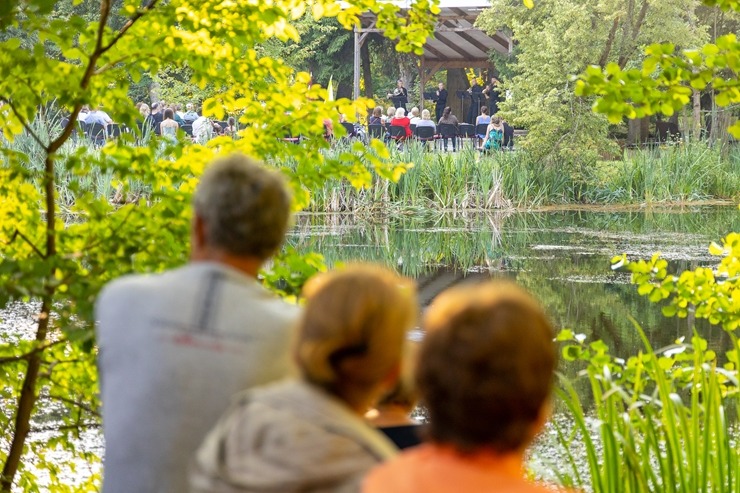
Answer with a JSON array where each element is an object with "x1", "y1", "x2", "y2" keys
[
  {"x1": 192, "y1": 264, "x2": 418, "y2": 493},
  {"x1": 363, "y1": 281, "x2": 564, "y2": 493}
]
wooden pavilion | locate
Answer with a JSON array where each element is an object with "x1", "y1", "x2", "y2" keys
[{"x1": 352, "y1": 0, "x2": 513, "y2": 108}]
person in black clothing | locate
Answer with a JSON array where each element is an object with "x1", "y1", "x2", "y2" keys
[
  {"x1": 368, "y1": 344, "x2": 422, "y2": 450},
  {"x1": 434, "y1": 82, "x2": 447, "y2": 122},
  {"x1": 387, "y1": 79, "x2": 408, "y2": 112},
  {"x1": 466, "y1": 79, "x2": 483, "y2": 124},
  {"x1": 150, "y1": 102, "x2": 164, "y2": 136},
  {"x1": 484, "y1": 76, "x2": 502, "y2": 115}
]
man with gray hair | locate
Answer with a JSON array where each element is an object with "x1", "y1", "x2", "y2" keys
[{"x1": 95, "y1": 154, "x2": 299, "y2": 493}]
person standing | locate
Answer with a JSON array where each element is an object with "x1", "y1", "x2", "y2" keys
[
  {"x1": 466, "y1": 78, "x2": 483, "y2": 125},
  {"x1": 192, "y1": 264, "x2": 418, "y2": 493},
  {"x1": 388, "y1": 79, "x2": 408, "y2": 112},
  {"x1": 96, "y1": 154, "x2": 299, "y2": 493},
  {"x1": 363, "y1": 282, "x2": 567, "y2": 493},
  {"x1": 484, "y1": 76, "x2": 502, "y2": 115},
  {"x1": 434, "y1": 82, "x2": 447, "y2": 123}
]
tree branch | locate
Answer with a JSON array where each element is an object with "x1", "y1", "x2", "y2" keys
[
  {"x1": 100, "y1": 0, "x2": 161, "y2": 56},
  {"x1": 7, "y1": 229, "x2": 46, "y2": 259},
  {"x1": 0, "y1": 98, "x2": 48, "y2": 152},
  {"x1": 0, "y1": 338, "x2": 67, "y2": 366},
  {"x1": 48, "y1": 394, "x2": 101, "y2": 418},
  {"x1": 599, "y1": 18, "x2": 620, "y2": 68},
  {"x1": 31, "y1": 423, "x2": 100, "y2": 433}
]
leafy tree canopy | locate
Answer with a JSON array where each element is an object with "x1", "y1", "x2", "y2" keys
[{"x1": 576, "y1": 0, "x2": 740, "y2": 137}]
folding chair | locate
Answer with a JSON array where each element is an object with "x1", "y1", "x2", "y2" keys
[
  {"x1": 341, "y1": 122, "x2": 355, "y2": 138},
  {"x1": 87, "y1": 123, "x2": 107, "y2": 145},
  {"x1": 459, "y1": 123, "x2": 476, "y2": 148},
  {"x1": 437, "y1": 123, "x2": 458, "y2": 151},
  {"x1": 108, "y1": 123, "x2": 123, "y2": 138},
  {"x1": 389, "y1": 125, "x2": 407, "y2": 142},
  {"x1": 413, "y1": 126, "x2": 436, "y2": 150},
  {"x1": 475, "y1": 123, "x2": 489, "y2": 146},
  {"x1": 367, "y1": 124, "x2": 384, "y2": 140}
]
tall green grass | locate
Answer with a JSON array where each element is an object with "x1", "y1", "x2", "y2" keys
[
  {"x1": 584, "y1": 142, "x2": 740, "y2": 204},
  {"x1": 6, "y1": 118, "x2": 739, "y2": 212},
  {"x1": 301, "y1": 141, "x2": 739, "y2": 212},
  {"x1": 554, "y1": 323, "x2": 740, "y2": 492}
]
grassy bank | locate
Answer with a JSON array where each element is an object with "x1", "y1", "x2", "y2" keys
[
  {"x1": 4, "y1": 119, "x2": 739, "y2": 212},
  {"x1": 294, "y1": 141, "x2": 740, "y2": 212}
]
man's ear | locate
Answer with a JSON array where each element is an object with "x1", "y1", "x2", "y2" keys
[{"x1": 192, "y1": 213, "x2": 207, "y2": 251}]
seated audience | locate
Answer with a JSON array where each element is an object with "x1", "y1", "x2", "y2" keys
[
  {"x1": 323, "y1": 118, "x2": 334, "y2": 141},
  {"x1": 222, "y1": 116, "x2": 237, "y2": 137},
  {"x1": 483, "y1": 116, "x2": 505, "y2": 152},
  {"x1": 369, "y1": 106, "x2": 383, "y2": 126},
  {"x1": 160, "y1": 108, "x2": 179, "y2": 139},
  {"x1": 415, "y1": 109, "x2": 436, "y2": 132},
  {"x1": 390, "y1": 108, "x2": 412, "y2": 139},
  {"x1": 193, "y1": 108, "x2": 220, "y2": 143},
  {"x1": 384, "y1": 106, "x2": 396, "y2": 124},
  {"x1": 183, "y1": 103, "x2": 199, "y2": 123},
  {"x1": 363, "y1": 281, "x2": 561, "y2": 493},
  {"x1": 86, "y1": 105, "x2": 113, "y2": 127},
  {"x1": 408, "y1": 107, "x2": 421, "y2": 125},
  {"x1": 78, "y1": 105, "x2": 90, "y2": 122},
  {"x1": 367, "y1": 344, "x2": 422, "y2": 450},
  {"x1": 437, "y1": 106, "x2": 459, "y2": 151},
  {"x1": 151, "y1": 102, "x2": 165, "y2": 134},
  {"x1": 476, "y1": 106, "x2": 491, "y2": 140},
  {"x1": 137, "y1": 103, "x2": 156, "y2": 135},
  {"x1": 192, "y1": 264, "x2": 419, "y2": 493}
]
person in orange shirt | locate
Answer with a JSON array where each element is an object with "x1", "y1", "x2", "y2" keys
[{"x1": 363, "y1": 281, "x2": 566, "y2": 493}]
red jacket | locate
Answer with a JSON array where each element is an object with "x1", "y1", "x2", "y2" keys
[{"x1": 390, "y1": 116, "x2": 412, "y2": 137}]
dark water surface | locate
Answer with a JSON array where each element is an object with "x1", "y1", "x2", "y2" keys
[{"x1": 290, "y1": 206, "x2": 740, "y2": 357}]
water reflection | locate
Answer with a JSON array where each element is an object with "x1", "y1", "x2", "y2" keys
[{"x1": 289, "y1": 207, "x2": 740, "y2": 357}]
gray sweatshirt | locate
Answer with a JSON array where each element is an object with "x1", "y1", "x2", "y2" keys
[
  {"x1": 191, "y1": 379, "x2": 399, "y2": 493},
  {"x1": 95, "y1": 262, "x2": 299, "y2": 493}
]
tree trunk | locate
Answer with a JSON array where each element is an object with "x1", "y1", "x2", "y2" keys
[
  {"x1": 1, "y1": 152, "x2": 58, "y2": 493},
  {"x1": 692, "y1": 89, "x2": 702, "y2": 140},
  {"x1": 627, "y1": 117, "x2": 649, "y2": 146},
  {"x1": 361, "y1": 38, "x2": 373, "y2": 99}
]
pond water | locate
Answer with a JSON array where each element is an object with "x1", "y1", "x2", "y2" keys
[
  {"x1": 290, "y1": 205, "x2": 740, "y2": 482},
  {"x1": 289, "y1": 206, "x2": 740, "y2": 361}
]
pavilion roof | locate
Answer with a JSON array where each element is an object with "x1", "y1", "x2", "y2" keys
[{"x1": 358, "y1": 0, "x2": 511, "y2": 68}]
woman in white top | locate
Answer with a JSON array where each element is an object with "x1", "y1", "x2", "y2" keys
[
  {"x1": 408, "y1": 107, "x2": 421, "y2": 125},
  {"x1": 160, "y1": 108, "x2": 179, "y2": 139}
]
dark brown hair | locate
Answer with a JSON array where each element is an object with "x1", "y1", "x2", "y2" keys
[{"x1": 417, "y1": 281, "x2": 556, "y2": 453}]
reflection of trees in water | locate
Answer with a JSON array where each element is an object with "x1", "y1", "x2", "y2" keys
[{"x1": 289, "y1": 208, "x2": 740, "y2": 357}]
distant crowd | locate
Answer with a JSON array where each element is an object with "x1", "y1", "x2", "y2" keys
[
  {"x1": 76, "y1": 102, "x2": 237, "y2": 143},
  {"x1": 95, "y1": 153, "x2": 567, "y2": 493}
]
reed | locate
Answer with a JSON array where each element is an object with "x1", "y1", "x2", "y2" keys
[
  {"x1": 5, "y1": 120, "x2": 738, "y2": 212},
  {"x1": 553, "y1": 323, "x2": 740, "y2": 493}
]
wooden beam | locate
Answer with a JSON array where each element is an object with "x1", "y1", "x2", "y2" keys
[
  {"x1": 424, "y1": 62, "x2": 444, "y2": 75},
  {"x1": 491, "y1": 33, "x2": 511, "y2": 54},
  {"x1": 422, "y1": 59, "x2": 491, "y2": 69},
  {"x1": 454, "y1": 31, "x2": 492, "y2": 57},
  {"x1": 424, "y1": 44, "x2": 447, "y2": 60},
  {"x1": 433, "y1": 32, "x2": 471, "y2": 59}
]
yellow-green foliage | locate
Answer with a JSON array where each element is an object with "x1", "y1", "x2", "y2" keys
[{"x1": 615, "y1": 227, "x2": 740, "y2": 331}]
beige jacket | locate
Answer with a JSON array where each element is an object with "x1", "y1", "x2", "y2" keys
[{"x1": 191, "y1": 379, "x2": 398, "y2": 493}]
